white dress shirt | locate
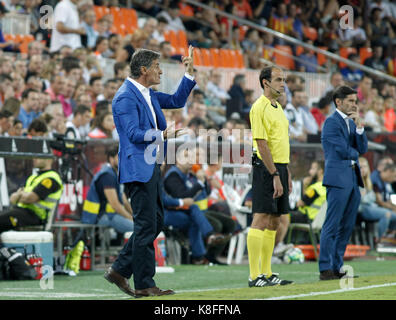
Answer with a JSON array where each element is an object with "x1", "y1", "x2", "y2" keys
[{"x1": 127, "y1": 73, "x2": 194, "y2": 144}]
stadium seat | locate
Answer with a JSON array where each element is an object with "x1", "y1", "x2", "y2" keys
[
  {"x1": 4, "y1": 34, "x2": 15, "y2": 42},
  {"x1": 296, "y1": 45, "x2": 304, "y2": 56},
  {"x1": 177, "y1": 30, "x2": 188, "y2": 49},
  {"x1": 274, "y1": 45, "x2": 295, "y2": 70},
  {"x1": 287, "y1": 201, "x2": 328, "y2": 260},
  {"x1": 303, "y1": 26, "x2": 318, "y2": 41},
  {"x1": 175, "y1": 46, "x2": 188, "y2": 57},
  {"x1": 164, "y1": 30, "x2": 179, "y2": 50},
  {"x1": 235, "y1": 50, "x2": 245, "y2": 68},
  {"x1": 120, "y1": 8, "x2": 137, "y2": 33},
  {"x1": 200, "y1": 48, "x2": 212, "y2": 67},
  {"x1": 93, "y1": 6, "x2": 106, "y2": 20},
  {"x1": 193, "y1": 47, "x2": 203, "y2": 66},
  {"x1": 219, "y1": 48, "x2": 234, "y2": 68},
  {"x1": 359, "y1": 47, "x2": 373, "y2": 65},
  {"x1": 316, "y1": 46, "x2": 328, "y2": 66},
  {"x1": 210, "y1": 48, "x2": 221, "y2": 68},
  {"x1": 339, "y1": 47, "x2": 357, "y2": 68}
]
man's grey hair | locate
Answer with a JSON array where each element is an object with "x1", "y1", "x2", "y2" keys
[{"x1": 129, "y1": 49, "x2": 160, "y2": 79}]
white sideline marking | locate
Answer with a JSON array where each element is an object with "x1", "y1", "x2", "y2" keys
[{"x1": 262, "y1": 282, "x2": 396, "y2": 300}]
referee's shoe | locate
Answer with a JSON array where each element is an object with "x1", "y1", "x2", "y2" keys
[
  {"x1": 248, "y1": 274, "x2": 277, "y2": 287},
  {"x1": 266, "y1": 273, "x2": 294, "y2": 286}
]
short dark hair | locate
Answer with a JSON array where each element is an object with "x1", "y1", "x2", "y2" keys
[
  {"x1": 259, "y1": 66, "x2": 282, "y2": 89},
  {"x1": 62, "y1": 56, "x2": 81, "y2": 73},
  {"x1": 89, "y1": 76, "x2": 102, "y2": 86},
  {"x1": 129, "y1": 49, "x2": 160, "y2": 79},
  {"x1": 0, "y1": 110, "x2": 13, "y2": 119},
  {"x1": 106, "y1": 144, "x2": 119, "y2": 161},
  {"x1": 188, "y1": 117, "x2": 207, "y2": 128},
  {"x1": 96, "y1": 100, "x2": 110, "y2": 115},
  {"x1": 28, "y1": 118, "x2": 47, "y2": 134},
  {"x1": 74, "y1": 104, "x2": 91, "y2": 116},
  {"x1": 332, "y1": 85, "x2": 357, "y2": 108},
  {"x1": 21, "y1": 88, "x2": 38, "y2": 100},
  {"x1": 114, "y1": 61, "x2": 128, "y2": 75}
]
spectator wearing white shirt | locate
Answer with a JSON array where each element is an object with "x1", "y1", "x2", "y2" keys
[
  {"x1": 284, "y1": 89, "x2": 306, "y2": 142},
  {"x1": 156, "y1": 2, "x2": 186, "y2": 32},
  {"x1": 206, "y1": 70, "x2": 230, "y2": 106},
  {"x1": 152, "y1": 17, "x2": 169, "y2": 43},
  {"x1": 299, "y1": 91, "x2": 319, "y2": 135},
  {"x1": 65, "y1": 105, "x2": 92, "y2": 139},
  {"x1": 50, "y1": 0, "x2": 84, "y2": 52}
]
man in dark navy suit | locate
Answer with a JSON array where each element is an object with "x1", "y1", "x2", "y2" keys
[
  {"x1": 319, "y1": 85, "x2": 368, "y2": 280},
  {"x1": 104, "y1": 47, "x2": 196, "y2": 297}
]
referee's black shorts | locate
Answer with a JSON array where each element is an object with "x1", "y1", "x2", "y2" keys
[{"x1": 252, "y1": 159, "x2": 290, "y2": 215}]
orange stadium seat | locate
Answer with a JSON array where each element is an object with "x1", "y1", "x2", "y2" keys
[
  {"x1": 165, "y1": 30, "x2": 179, "y2": 50},
  {"x1": 296, "y1": 45, "x2": 304, "y2": 56},
  {"x1": 200, "y1": 48, "x2": 212, "y2": 67},
  {"x1": 193, "y1": 48, "x2": 203, "y2": 66},
  {"x1": 219, "y1": 49, "x2": 234, "y2": 68},
  {"x1": 303, "y1": 27, "x2": 318, "y2": 41},
  {"x1": 209, "y1": 48, "x2": 221, "y2": 68},
  {"x1": 359, "y1": 47, "x2": 373, "y2": 65},
  {"x1": 110, "y1": 6, "x2": 121, "y2": 21},
  {"x1": 339, "y1": 47, "x2": 357, "y2": 68},
  {"x1": 235, "y1": 50, "x2": 245, "y2": 68},
  {"x1": 175, "y1": 46, "x2": 188, "y2": 56},
  {"x1": 177, "y1": 30, "x2": 188, "y2": 49},
  {"x1": 316, "y1": 47, "x2": 328, "y2": 66},
  {"x1": 274, "y1": 45, "x2": 295, "y2": 70},
  {"x1": 120, "y1": 8, "x2": 137, "y2": 33},
  {"x1": 4, "y1": 34, "x2": 15, "y2": 41}
]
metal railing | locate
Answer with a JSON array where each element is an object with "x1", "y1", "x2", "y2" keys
[{"x1": 185, "y1": 0, "x2": 396, "y2": 84}]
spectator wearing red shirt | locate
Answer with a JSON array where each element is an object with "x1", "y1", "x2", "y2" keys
[
  {"x1": 311, "y1": 92, "x2": 332, "y2": 131},
  {"x1": 233, "y1": 0, "x2": 253, "y2": 20}
]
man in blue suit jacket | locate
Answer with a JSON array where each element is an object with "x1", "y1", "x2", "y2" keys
[
  {"x1": 104, "y1": 47, "x2": 196, "y2": 297},
  {"x1": 319, "y1": 85, "x2": 368, "y2": 280}
]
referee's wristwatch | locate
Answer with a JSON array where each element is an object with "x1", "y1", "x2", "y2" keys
[{"x1": 271, "y1": 170, "x2": 280, "y2": 177}]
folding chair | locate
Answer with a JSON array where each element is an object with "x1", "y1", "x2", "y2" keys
[
  {"x1": 222, "y1": 184, "x2": 252, "y2": 264},
  {"x1": 287, "y1": 201, "x2": 327, "y2": 260}
]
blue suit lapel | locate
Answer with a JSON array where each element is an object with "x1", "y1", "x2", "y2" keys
[
  {"x1": 333, "y1": 110, "x2": 349, "y2": 140},
  {"x1": 150, "y1": 89, "x2": 167, "y2": 131},
  {"x1": 125, "y1": 80, "x2": 156, "y2": 128}
]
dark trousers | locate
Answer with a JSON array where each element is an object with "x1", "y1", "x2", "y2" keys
[
  {"x1": 319, "y1": 172, "x2": 360, "y2": 273},
  {"x1": 0, "y1": 206, "x2": 42, "y2": 233},
  {"x1": 112, "y1": 164, "x2": 164, "y2": 290}
]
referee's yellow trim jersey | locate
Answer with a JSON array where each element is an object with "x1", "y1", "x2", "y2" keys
[{"x1": 250, "y1": 94, "x2": 290, "y2": 163}]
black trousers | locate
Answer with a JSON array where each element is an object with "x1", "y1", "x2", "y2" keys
[
  {"x1": 112, "y1": 164, "x2": 164, "y2": 290},
  {"x1": 0, "y1": 206, "x2": 42, "y2": 233}
]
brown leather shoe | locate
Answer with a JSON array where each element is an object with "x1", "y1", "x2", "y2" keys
[
  {"x1": 134, "y1": 286, "x2": 175, "y2": 298},
  {"x1": 104, "y1": 267, "x2": 135, "y2": 297}
]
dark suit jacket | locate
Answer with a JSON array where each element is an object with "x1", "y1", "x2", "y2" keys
[{"x1": 321, "y1": 110, "x2": 368, "y2": 189}]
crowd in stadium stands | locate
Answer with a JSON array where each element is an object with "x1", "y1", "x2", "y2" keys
[{"x1": 0, "y1": 0, "x2": 393, "y2": 144}]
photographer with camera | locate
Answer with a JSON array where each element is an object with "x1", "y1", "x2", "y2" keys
[{"x1": 0, "y1": 157, "x2": 63, "y2": 232}]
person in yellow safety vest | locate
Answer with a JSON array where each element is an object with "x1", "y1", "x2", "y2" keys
[
  {"x1": 291, "y1": 161, "x2": 326, "y2": 224},
  {"x1": 0, "y1": 157, "x2": 63, "y2": 232}
]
